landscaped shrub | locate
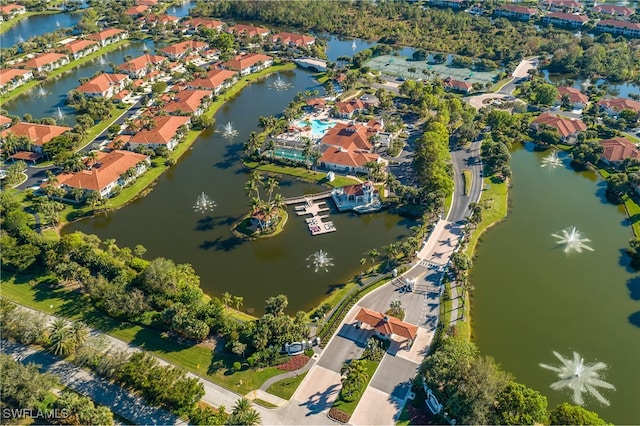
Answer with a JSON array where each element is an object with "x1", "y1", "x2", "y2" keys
[
  {"x1": 276, "y1": 354, "x2": 309, "y2": 371},
  {"x1": 328, "y1": 407, "x2": 350, "y2": 424}
]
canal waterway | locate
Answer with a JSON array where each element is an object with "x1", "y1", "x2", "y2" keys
[
  {"x1": 471, "y1": 145, "x2": 640, "y2": 424},
  {"x1": 1, "y1": 12, "x2": 82, "y2": 48},
  {"x1": 166, "y1": 0, "x2": 192, "y2": 18},
  {"x1": 64, "y1": 69, "x2": 416, "y2": 314},
  {"x1": 2, "y1": 40, "x2": 155, "y2": 125},
  {"x1": 543, "y1": 70, "x2": 640, "y2": 99}
]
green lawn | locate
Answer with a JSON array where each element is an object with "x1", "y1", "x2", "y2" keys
[
  {"x1": 623, "y1": 194, "x2": 640, "y2": 237},
  {"x1": 465, "y1": 178, "x2": 508, "y2": 257},
  {"x1": 266, "y1": 372, "x2": 307, "y2": 400},
  {"x1": 331, "y1": 359, "x2": 379, "y2": 416},
  {"x1": 244, "y1": 162, "x2": 360, "y2": 188},
  {"x1": 462, "y1": 169, "x2": 472, "y2": 196},
  {"x1": 0, "y1": 272, "x2": 278, "y2": 395}
]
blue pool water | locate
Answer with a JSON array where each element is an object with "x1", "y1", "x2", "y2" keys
[{"x1": 296, "y1": 119, "x2": 336, "y2": 138}]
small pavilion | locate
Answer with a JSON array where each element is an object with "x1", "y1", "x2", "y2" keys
[{"x1": 354, "y1": 307, "x2": 418, "y2": 348}]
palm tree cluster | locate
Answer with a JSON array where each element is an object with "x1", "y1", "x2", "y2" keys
[
  {"x1": 340, "y1": 359, "x2": 369, "y2": 402},
  {"x1": 48, "y1": 318, "x2": 89, "y2": 357},
  {"x1": 228, "y1": 397, "x2": 261, "y2": 425},
  {"x1": 244, "y1": 171, "x2": 285, "y2": 234}
]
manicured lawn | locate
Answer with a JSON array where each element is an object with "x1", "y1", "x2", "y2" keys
[
  {"x1": 244, "y1": 162, "x2": 360, "y2": 188},
  {"x1": 623, "y1": 194, "x2": 640, "y2": 238},
  {"x1": 331, "y1": 359, "x2": 379, "y2": 416},
  {"x1": 465, "y1": 177, "x2": 508, "y2": 257},
  {"x1": 266, "y1": 372, "x2": 307, "y2": 400},
  {"x1": 462, "y1": 169, "x2": 472, "y2": 196}
]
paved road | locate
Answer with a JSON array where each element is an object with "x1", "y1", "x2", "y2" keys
[
  {"x1": 498, "y1": 57, "x2": 539, "y2": 96},
  {"x1": 2, "y1": 340, "x2": 183, "y2": 426},
  {"x1": 448, "y1": 138, "x2": 483, "y2": 222}
]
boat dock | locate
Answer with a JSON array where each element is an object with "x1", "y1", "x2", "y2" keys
[{"x1": 292, "y1": 197, "x2": 337, "y2": 236}]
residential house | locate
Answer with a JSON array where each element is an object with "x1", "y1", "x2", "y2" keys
[
  {"x1": 87, "y1": 28, "x2": 128, "y2": 47},
  {"x1": 0, "y1": 68, "x2": 33, "y2": 93},
  {"x1": 56, "y1": 150, "x2": 150, "y2": 199},
  {"x1": 137, "y1": 0, "x2": 158, "y2": 5},
  {"x1": 556, "y1": 86, "x2": 589, "y2": 110},
  {"x1": 160, "y1": 40, "x2": 208, "y2": 60},
  {"x1": 426, "y1": 0, "x2": 465, "y2": 9},
  {"x1": 0, "y1": 115, "x2": 12, "y2": 128},
  {"x1": 0, "y1": 3, "x2": 26, "y2": 19},
  {"x1": 187, "y1": 69, "x2": 237, "y2": 95},
  {"x1": 76, "y1": 73, "x2": 130, "y2": 99},
  {"x1": 333, "y1": 98, "x2": 367, "y2": 119},
  {"x1": 594, "y1": 20, "x2": 640, "y2": 38},
  {"x1": 541, "y1": 0, "x2": 583, "y2": 13},
  {"x1": 188, "y1": 17, "x2": 225, "y2": 32},
  {"x1": 20, "y1": 53, "x2": 69, "y2": 72},
  {"x1": 227, "y1": 24, "x2": 269, "y2": 38},
  {"x1": 442, "y1": 77, "x2": 473, "y2": 94},
  {"x1": 318, "y1": 147, "x2": 382, "y2": 175},
  {"x1": 599, "y1": 137, "x2": 640, "y2": 166},
  {"x1": 597, "y1": 98, "x2": 640, "y2": 116},
  {"x1": 1, "y1": 122, "x2": 72, "y2": 154},
  {"x1": 355, "y1": 307, "x2": 418, "y2": 346},
  {"x1": 221, "y1": 53, "x2": 273, "y2": 76},
  {"x1": 61, "y1": 39, "x2": 99, "y2": 60},
  {"x1": 124, "y1": 5, "x2": 148, "y2": 17},
  {"x1": 164, "y1": 89, "x2": 212, "y2": 116},
  {"x1": 320, "y1": 123, "x2": 372, "y2": 151},
  {"x1": 332, "y1": 181, "x2": 381, "y2": 212},
  {"x1": 542, "y1": 12, "x2": 589, "y2": 28},
  {"x1": 494, "y1": 4, "x2": 538, "y2": 21},
  {"x1": 271, "y1": 32, "x2": 315, "y2": 47},
  {"x1": 530, "y1": 112, "x2": 587, "y2": 144},
  {"x1": 592, "y1": 4, "x2": 635, "y2": 19},
  {"x1": 127, "y1": 115, "x2": 190, "y2": 151},
  {"x1": 305, "y1": 97, "x2": 327, "y2": 112},
  {"x1": 118, "y1": 53, "x2": 167, "y2": 79},
  {"x1": 146, "y1": 14, "x2": 180, "y2": 27}
]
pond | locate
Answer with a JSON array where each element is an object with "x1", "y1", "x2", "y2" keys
[{"x1": 1, "y1": 12, "x2": 82, "y2": 48}]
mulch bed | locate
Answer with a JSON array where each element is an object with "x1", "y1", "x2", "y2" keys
[
  {"x1": 276, "y1": 354, "x2": 310, "y2": 371},
  {"x1": 405, "y1": 404, "x2": 435, "y2": 425},
  {"x1": 328, "y1": 407, "x2": 350, "y2": 424}
]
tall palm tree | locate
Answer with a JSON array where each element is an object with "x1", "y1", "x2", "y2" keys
[
  {"x1": 70, "y1": 321, "x2": 89, "y2": 348},
  {"x1": 229, "y1": 397, "x2": 258, "y2": 425},
  {"x1": 49, "y1": 318, "x2": 76, "y2": 356},
  {"x1": 241, "y1": 410, "x2": 261, "y2": 426},
  {"x1": 264, "y1": 176, "x2": 279, "y2": 203},
  {"x1": 222, "y1": 292, "x2": 232, "y2": 312}
]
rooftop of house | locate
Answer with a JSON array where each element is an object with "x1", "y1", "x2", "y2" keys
[
  {"x1": 118, "y1": 53, "x2": 166, "y2": 73},
  {"x1": 557, "y1": 86, "x2": 589, "y2": 104},
  {"x1": 593, "y1": 4, "x2": 635, "y2": 16},
  {"x1": 129, "y1": 115, "x2": 190, "y2": 145},
  {"x1": 0, "y1": 3, "x2": 25, "y2": 14},
  {"x1": 595, "y1": 19, "x2": 640, "y2": 30},
  {"x1": 443, "y1": 77, "x2": 473, "y2": 90},
  {"x1": 62, "y1": 39, "x2": 98, "y2": 54},
  {"x1": 272, "y1": 32, "x2": 315, "y2": 46},
  {"x1": 160, "y1": 40, "x2": 208, "y2": 56},
  {"x1": 20, "y1": 52, "x2": 68, "y2": 69},
  {"x1": 227, "y1": 24, "x2": 269, "y2": 36},
  {"x1": 189, "y1": 17, "x2": 225, "y2": 29},
  {"x1": 1, "y1": 122, "x2": 72, "y2": 146},
  {"x1": 495, "y1": 4, "x2": 537, "y2": 15},
  {"x1": 77, "y1": 73, "x2": 129, "y2": 94},
  {"x1": 320, "y1": 123, "x2": 372, "y2": 151},
  {"x1": 532, "y1": 113, "x2": 587, "y2": 138},
  {"x1": 544, "y1": 12, "x2": 589, "y2": 22},
  {"x1": 339, "y1": 181, "x2": 378, "y2": 197},
  {"x1": 598, "y1": 97, "x2": 640, "y2": 113},
  {"x1": 125, "y1": 5, "x2": 148, "y2": 15},
  {"x1": 0, "y1": 68, "x2": 32, "y2": 84},
  {"x1": 164, "y1": 89, "x2": 211, "y2": 114},
  {"x1": 355, "y1": 307, "x2": 418, "y2": 340},
  {"x1": 600, "y1": 137, "x2": 640, "y2": 163},
  {"x1": 0, "y1": 115, "x2": 12, "y2": 127},
  {"x1": 222, "y1": 53, "x2": 273, "y2": 70},
  {"x1": 189, "y1": 69, "x2": 237, "y2": 89},
  {"x1": 335, "y1": 98, "x2": 367, "y2": 115},
  {"x1": 87, "y1": 28, "x2": 126, "y2": 42},
  {"x1": 319, "y1": 147, "x2": 379, "y2": 168}
]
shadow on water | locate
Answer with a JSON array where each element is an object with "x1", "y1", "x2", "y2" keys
[
  {"x1": 629, "y1": 311, "x2": 640, "y2": 328},
  {"x1": 626, "y1": 277, "x2": 640, "y2": 301},
  {"x1": 618, "y1": 248, "x2": 635, "y2": 272},
  {"x1": 199, "y1": 235, "x2": 245, "y2": 252},
  {"x1": 195, "y1": 214, "x2": 239, "y2": 232}
]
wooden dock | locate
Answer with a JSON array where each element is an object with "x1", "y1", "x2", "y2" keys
[{"x1": 290, "y1": 196, "x2": 336, "y2": 236}]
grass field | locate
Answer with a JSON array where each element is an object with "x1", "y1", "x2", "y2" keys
[
  {"x1": 266, "y1": 372, "x2": 307, "y2": 400},
  {"x1": 243, "y1": 162, "x2": 360, "y2": 188},
  {"x1": 465, "y1": 178, "x2": 508, "y2": 257},
  {"x1": 462, "y1": 169, "x2": 472, "y2": 196}
]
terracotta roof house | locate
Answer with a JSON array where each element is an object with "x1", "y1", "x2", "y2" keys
[
  {"x1": 593, "y1": 4, "x2": 635, "y2": 19},
  {"x1": 272, "y1": 32, "x2": 315, "y2": 47},
  {"x1": 599, "y1": 137, "x2": 640, "y2": 166},
  {"x1": 598, "y1": 98, "x2": 640, "y2": 115},
  {"x1": 146, "y1": 13, "x2": 180, "y2": 26},
  {"x1": 443, "y1": 77, "x2": 473, "y2": 94},
  {"x1": 76, "y1": 73, "x2": 130, "y2": 99},
  {"x1": 20, "y1": 53, "x2": 69, "y2": 72},
  {"x1": 530, "y1": 113, "x2": 587, "y2": 144},
  {"x1": 128, "y1": 115, "x2": 190, "y2": 151},
  {"x1": 227, "y1": 24, "x2": 269, "y2": 38},
  {"x1": 494, "y1": 4, "x2": 538, "y2": 21},
  {"x1": 188, "y1": 17, "x2": 225, "y2": 32},
  {"x1": 318, "y1": 147, "x2": 381, "y2": 175},
  {"x1": 87, "y1": 28, "x2": 128, "y2": 47},
  {"x1": 61, "y1": 39, "x2": 99, "y2": 60},
  {"x1": 0, "y1": 115, "x2": 12, "y2": 128},
  {"x1": 136, "y1": 0, "x2": 158, "y2": 6},
  {"x1": 0, "y1": 3, "x2": 26, "y2": 18},
  {"x1": 160, "y1": 40, "x2": 208, "y2": 60},
  {"x1": 541, "y1": 0, "x2": 583, "y2": 13},
  {"x1": 125, "y1": 5, "x2": 148, "y2": 16},
  {"x1": 334, "y1": 98, "x2": 367, "y2": 119},
  {"x1": 187, "y1": 69, "x2": 237, "y2": 94},
  {"x1": 355, "y1": 307, "x2": 418, "y2": 344},
  {"x1": 118, "y1": 53, "x2": 167, "y2": 79},
  {"x1": 0, "y1": 68, "x2": 33, "y2": 93},
  {"x1": 57, "y1": 150, "x2": 150, "y2": 199},
  {"x1": 595, "y1": 19, "x2": 640, "y2": 37},
  {"x1": 164, "y1": 89, "x2": 212, "y2": 116},
  {"x1": 222, "y1": 53, "x2": 273, "y2": 76},
  {"x1": 542, "y1": 12, "x2": 589, "y2": 28},
  {"x1": 1, "y1": 122, "x2": 72, "y2": 153},
  {"x1": 426, "y1": 0, "x2": 464, "y2": 10},
  {"x1": 320, "y1": 123, "x2": 372, "y2": 151},
  {"x1": 305, "y1": 97, "x2": 327, "y2": 111},
  {"x1": 556, "y1": 86, "x2": 589, "y2": 109}
]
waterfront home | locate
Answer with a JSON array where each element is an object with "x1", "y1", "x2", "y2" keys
[
  {"x1": 87, "y1": 28, "x2": 129, "y2": 47},
  {"x1": 56, "y1": 150, "x2": 150, "y2": 200},
  {"x1": 592, "y1": 4, "x2": 635, "y2": 19},
  {"x1": 599, "y1": 137, "x2": 640, "y2": 166},
  {"x1": 271, "y1": 32, "x2": 315, "y2": 47},
  {"x1": 146, "y1": 13, "x2": 180, "y2": 27},
  {"x1": 426, "y1": 0, "x2": 465, "y2": 10},
  {"x1": 0, "y1": 3, "x2": 26, "y2": 19},
  {"x1": 1, "y1": 122, "x2": 72, "y2": 154},
  {"x1": 226, "y1": 24, "x2": 269, "y2": 38},
  {"x1": 320, "y1": 123, "x2": 372, "y2": 151},
  {"x1": 556, "y1": 86, "x2": 589, "y2": 110},
  {"x1": 493, "y1": 4, "x2": 538, "y2": 21},
  {"x1": 333, "y1": 98, "x2": 367, "y2": 119},
  {"x1": 125, "y1": 5, "x2": 148, "y2": 17},
  {"x1": 187, "y1": 69, "x2": 237, "y2": 94},
  {"x1": 0, "y1": 68, "x2": 33, "y2": 93},
  {"x1": 305, "y1": 97, "x2": 327, "y2": 112},
  {"x1": 597, "y1": 98, "x2": 640, "y2": 116},
  {"x1": 118, "y1": 53, "x2": 167, "y2": 79},
  {"x1": 187, "y1": 17, "x2": 225, "y2": 32},
  {"x1": 222, "y1": 53, "x2": 273, "y2": 76},
  {"x1": 318, "y1": 147, "x2": 382, "y2": 174},
  {"x1": 76, "y1": 73, "x2": 130, "y2": 99},
  {"x1": 542, "y1": 12, "x2": 589, "y2": 29},
  {"x1": 160, "y1": 40, "x2": 208, "y2": 60},
  {"x1": 442, "y1": 77, "x2": 473, "y2": 94},
  {"x1": 541, "y1": 0, "x2": 583, "y2": 13},
  {"x1": 137, "y1": 0, "x2": 158, "y2": 5},
  {"x1": 332, "y1": 181, "x2": 382, "y2": 213},
  {"x1": 127, "y1": 115, "x2": 190, "y2": 151},
  {"x1": 164, "y1": 89, "x2": 212, "y2": 116},
  {"x1": 530, "y1": 113, "x2": 587, "y2": 144},
  {"x1": 594, "y1": 20, "x2": 640, "y2": 38},
  {"x1": 0, "y1": 115, "x2": 12, "y2": 128},
  {"x1": 354, "y1": 307, "x2": 418, "y2": 347},
  {"x1": 20, "y1": 53, "x2": 69, "y2": 73},
  {"x1": 61, "y1": 39, "x2": 99, "y2": 60}
]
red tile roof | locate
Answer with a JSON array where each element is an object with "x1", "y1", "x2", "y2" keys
[
  {"x1": 443, "y1": 77, "x2": 473, "y2": 91},
  {"x1": 335, "y1": 98, "x2": 367, "y2": 115},
  {"x1": 10, "y1": 151, "x2": 41, "y2": 161},
  {"x1": 0, "y1": 4, "x2": 25, "y2": 14},
  {"x1": 306, "y1": 98, "x2": 326, "y2": 108},
  {"x1": 62, "y1": 39, "x2": 98, "y2": 54},
  {"x1": 57, "y1": 150, "x2": 149, "y2": 192},
  {"x1": 545, "y1": 12, "x2": 589, "y2": 23},
  {"x1": 77, "y1": 73, "x2": 129, "y2": 95},
  {"x1": 222, "y1": 53, "x2": 272, "y2": 71},
  {"x1": 189, "y1": 69, "x2": 237, "y2": 90},
  {"x1": 321, "y1": 123, "x2": 371, "y2": 151},
  {"x1": 125, "y1": 5, "x2": 148, "y2": 15},
  {"x1": 496, "y1": 4, "x2": 537, "y2": 15},
  {"x1": 594, "y1": 4, "x2": 635, "y2": 17},
  {"x1": 164, "y1": 89, "x2": 211, "y2": 114},
  {"x1": 136, "y1": 0, "x2": 158, "y2": 5},
  {"x1": 160, "y1": 40, "x2": 208, "y2": 57},
  {"x1": 319, "y1": 148, "x2": 379, "y2": 168},
  {"x1": 532, "y1": 113, "x2": 587, "y2": 138},
  {"x1": 118, "y1": 53, "x2": 166, "y2": 73},
  {"x1": 543, "y1": 0, "x2": 581, "y2": 7},
  {"x1": 189, "y1": 17, "x2": 225, "y2": 30},
  {"x1": 129, "y1": 115, "x2": 190, "y2": 145},
  {"x1": 596, "y1": 19, "x2": 640, "y2": 31},
  {"x1": 598, "y1": 97, "x2": 640, "y2": 114},
  {"x1": 228, "y1": 24, "x2": 269, "y2": 37},
  {"x1": 21, "y1": 53, "x2": 67, "y2": 69},
  {"x1": 272, "y1": 32, "x2": 315, "y2": 46},
  {"x1": 87, "y1": 28, "x2": 126, "y2": 42},
  {"x1": 0, "y1": 115, "x2": 12, "y2": 127},
  {"x1": 0, "y1": 68, "x2": 31, "y2": 85},
  {"x1": 557, "y1": 86, "x2": 589, "y2": 104},
  {"x1": 2, "y1": 122, "x2": 72, "y2": 146},
  {"x1": 147, "y1": 13, "x2": 179, "y2": 24},
  {"x1": 600, "y1": 137, "x2": 640, "y2": 163},
  {"x1": 355, "y1": 307, "x2": 418, "y2": 340},
  {"x1": 341, "y1": 181, "x2": 378, "y2": 197}
]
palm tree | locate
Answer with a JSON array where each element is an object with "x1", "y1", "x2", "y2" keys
[
  {"x1": 264, "y1": 176, "x2": 279, "y2": 203},
  {"x1": 1, "y1": 134, "x2": 19, "y2": 156},
  {"x1": 229, "y1": 397, "x2": 260, "y2": 425},
  {"x1": 222, "y1": 292, "x2": 232, "y2": 312},
  {"x1": 244, "y1": 131, "x2": 261, "y2": 157},
  {"x1": 70, "y1": 321, "x2": 89, "y2": 348},
  {"x1": 233, "y1": 296, "x2": 243, "y2": 311},
  {"x1": 365, "y1": 248, "x2": 379, "y2": 273},
  {"x1": 85, "y1": 150, "x2": 99, "y2": 168},
  {"x1": 49, "y1": 318, "x2": 76, "y2": 356},
  {"x1": 70, "y1": 187, "x2": 84, "y2": 203}
]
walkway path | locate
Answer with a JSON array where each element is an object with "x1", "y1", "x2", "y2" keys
[{"x1": 259, "y1": 357, "x2": 317, "y2": 392}]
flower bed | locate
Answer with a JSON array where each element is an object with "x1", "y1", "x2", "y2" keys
[
  {"x1": 328, "y1": 407, "x2": 350, "y2": 424},
  {"x1": 276, "y1": 354, "x2": 309, "y2": 371}
]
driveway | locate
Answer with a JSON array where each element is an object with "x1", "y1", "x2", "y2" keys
[{"x1": 448, "y1": 139, "x2": 483, "y2": 222}]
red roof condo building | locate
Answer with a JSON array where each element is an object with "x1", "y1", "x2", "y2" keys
[
  {"x1": 61, "y1": 39, "x2": 99, "y2": 60},
  {"x1": 272, "y1": 32, "x2": 315, "y2": 47},
  {"x1": 160, "y1": 40, "x2": 208, "y2": 60},
  {"x1": 187, "y1": 69, "x2": 237, "y2": 94},
  {"x1": 1, "y1": 122, "x2": 72, "y2": 153},
  {"x1": 530, "y1": 113, "x2": 587, "y2": 144},
  {"x1": 320, "y1": 123, "x2": 372, "y2": 151},
  {"x1": 76, "y1": 73, "x2": 130, "y2": 99},
  {"x1": 118, "y1": 53, "x2": 167, "y2": 79},
  {"x1": 598, "y1": 98, "x2": 640, "y2": 115},
  {"x1": 20, "y1": 53, "x2": 69, "y2": 72},
  {"x1": 222, "y1": 53, "x2": 273, "y2": 76},
  {"x1": 87, "y1": 28, "x2": 128, "y2": 47},
  {"x1": 0, "y1": 68, "x2": 33, "y2": 93},
  {"x1": 164, "y1": 89, "x2": 212, "y2": 116},
  {"x1": 599, "y1": 137, "x2": 640, "y2": 165},
  {"x1": 128, "y1": 115, "x2": 191, "y2": 151}
]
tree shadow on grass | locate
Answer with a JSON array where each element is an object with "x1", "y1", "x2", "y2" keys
[{"x1": 129, "y1": 327, "x2": 189, "y2": 355}]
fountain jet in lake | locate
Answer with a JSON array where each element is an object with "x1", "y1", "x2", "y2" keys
[
  {"x1": 193, "y1": 192, "x2": 216, "y2": 214},
  {"x1": 541, "y1": 150, "x2": 562, "y2": 168},
  {"x1": 222, "y1": 122, "x2": 238, "y2": 138},
  {"x1": 540, "y1": 351, "x2": 614, "y2": 406},
  {"x1": 15, "y1": 35, "x2": 24, "y2": 44},
  {"x1": 55, "y1": 107, "x2": 65, "y2": 121},
  {"x1": 307, "y1": 250, "x2": 334, "y2": 272},
  {"x1": 351, "y1": 40, "x2": 357, "y2": 51},
  {"x1": 35, "y1": 86, "x2": 49, "y2": 98},
  {"x1": 270, "y1": 75, "x2": 292, "y2": 91},
  {"x1": 552, "y1": 226, "x2": 594, "y2": 254}
]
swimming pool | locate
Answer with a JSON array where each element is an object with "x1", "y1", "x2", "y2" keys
[{"x1": 295, "y1": 119, "x2": 336, "y2": 138}]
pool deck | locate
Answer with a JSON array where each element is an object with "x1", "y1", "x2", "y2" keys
[{"x1": 293, "y1": 197, "x2": 337, "y2": 236}]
